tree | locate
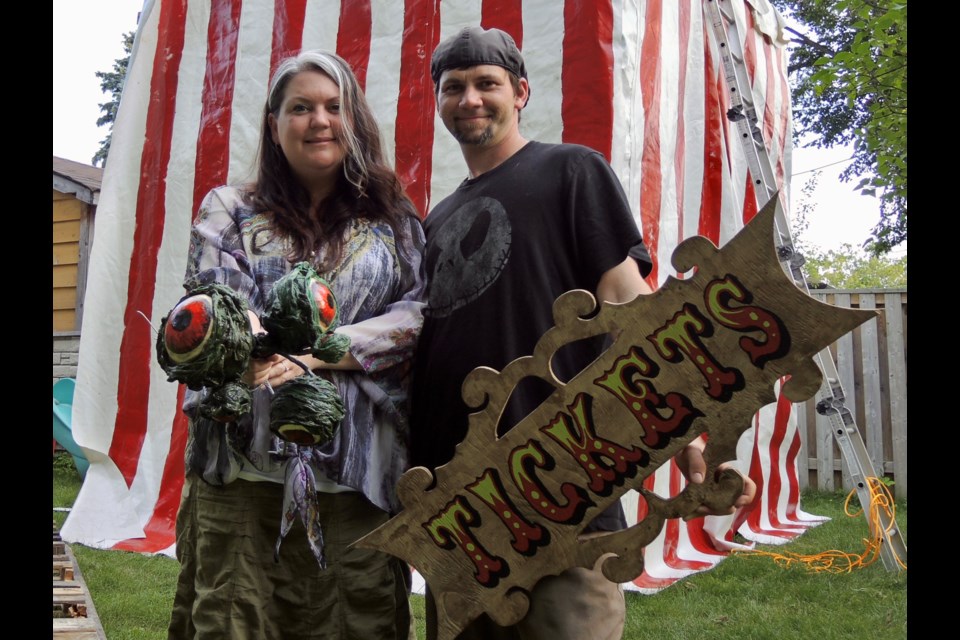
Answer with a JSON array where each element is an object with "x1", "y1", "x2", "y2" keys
[
  {"x1": 771, "y1": 0, "x2": 906, "y2": 255},
  {"x1": 791, "y1": 171, "x2": 906, "y2": 289},
  {"x1": 92, "y1": 31, "x2": 135, "y2": 168},
  {"x1": 801, "y1": 244, "x2": 906, "y2": 289}
]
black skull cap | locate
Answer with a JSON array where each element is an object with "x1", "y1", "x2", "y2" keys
[{"x1": 431, "y1": 26, "x2": 528, "y2": 87}]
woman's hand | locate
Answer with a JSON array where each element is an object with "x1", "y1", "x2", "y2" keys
[
  {"x1": 241, "y1": 311, "x2": 359, "y2": 387},
  {"x1": 243, "y1": 354, "x2": 308, "y2": 388},
  {"x1": 266, "y1": 356, "x2": 303, "y2": 387},
  {"x1": 242, "y1": 354, "x2": 282, "y2": 388}
]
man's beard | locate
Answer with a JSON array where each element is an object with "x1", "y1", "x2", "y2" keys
[{"x1": 452, "y1": 124, "x2": 493, "y2": 146}]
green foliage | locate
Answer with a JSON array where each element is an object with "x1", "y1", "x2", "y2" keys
[
  {"x1": 53, "y1": 452, "x2": 83, "y2": 532},
  {"x1": 802, "y1": 243, "x2": 906, "y2": 289},
  {"x1": 53, "y1": 448, "x2": 79, "y2": 474},
  {"x1": 772, "y1": 0, "x2": 907, "y2": 254},
  {"x1": 92, "y1": 31, "x2": 134, "y2": 168},
  {"x1": 791, "y1": 171, "x2": 906, "y2": 289}
]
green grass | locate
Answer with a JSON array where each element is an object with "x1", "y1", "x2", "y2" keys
[
  {"x1": 54, "y1": 452, "x2": 906, "y2": 639},
  {"x1": 622, "y1": 489, "x2": 907, "y2": 639},
  {"x1": 54, "y1": 453, "x2": 181, "y2": 640}
]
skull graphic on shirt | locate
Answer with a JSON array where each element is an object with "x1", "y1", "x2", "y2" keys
[{"x1": 425, "y1": 197, "x2": 512, "y2": 318}]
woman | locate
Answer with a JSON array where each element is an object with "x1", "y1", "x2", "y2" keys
[{"x1": 167, "y1": 50, "x2": 426, "y2": 640}]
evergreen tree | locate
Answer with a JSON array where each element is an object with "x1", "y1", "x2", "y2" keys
[{"x1": 92, "y1": 31, "x2": 135, "y2": 167}]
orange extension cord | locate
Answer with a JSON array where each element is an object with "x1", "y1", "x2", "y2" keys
[{"x1": 733, "y1": 477, "x2": 907, "y2": 573}]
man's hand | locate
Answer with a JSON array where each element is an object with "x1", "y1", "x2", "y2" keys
[{"x1": 675, "y1": 436, "x2": 757, "y2": 516}]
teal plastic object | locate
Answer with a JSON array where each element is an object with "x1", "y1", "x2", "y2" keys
[{"x1": 52, "y1": 378, "x2": 89, "y2": 479}]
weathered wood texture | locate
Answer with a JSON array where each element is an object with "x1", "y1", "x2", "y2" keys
[
  {"x1": 797, "y1": 289, "x2": 907, "y2": 498},
  {"x1": 53, "y1": 524, "x2": 107, "y2": 639}
]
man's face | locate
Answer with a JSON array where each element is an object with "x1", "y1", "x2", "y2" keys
[{"x1": 436, "y1": 64, "x2": 528, "y2": 147}]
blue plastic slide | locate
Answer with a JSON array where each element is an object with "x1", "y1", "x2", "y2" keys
[{"x1": 53, "y1": 378, "x2": 89, "y2": 478}]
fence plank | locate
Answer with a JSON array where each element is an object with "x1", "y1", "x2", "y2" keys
[
  {"x1": 858, "y1": 294, "x2": 885, "y2": 486},
  {"x1": 884, "y1": 292, "x2": 907, "y2": 498},
  {"x1": 794, "y1": 401, "x2": 808, "y2": 490},
  {"x1": 832, "y1": 293, "x2": 856, "y2": 491},
  {"x1": 803, "y1": 289, "x2": 906, "y2": 495},
  {"x1": 815, "y1": 406, "x2": 834, "y2": 491},
  {"x1": 832, "y1": 294, "x2": 858, "y2": 429}
]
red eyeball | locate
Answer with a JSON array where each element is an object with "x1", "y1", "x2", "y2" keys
[
  {"x1": 310, "y1": 279, "x2": 337, "y2": 330},
  {"x1": 164, "y1": 294, "x2": 215, "y2": 364}
]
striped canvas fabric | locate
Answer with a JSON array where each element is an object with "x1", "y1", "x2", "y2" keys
[{"x1": 61, "y1": 0, "x2": 824, "y2": 594}]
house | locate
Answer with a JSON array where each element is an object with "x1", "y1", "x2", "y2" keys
[{"x1": 53, "y1": 156, "x2": 101, "y2": 382}]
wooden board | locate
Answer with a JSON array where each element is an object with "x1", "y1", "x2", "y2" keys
[
  {"x1": 53, "y1": 524, "x2": 107, "y2": 640},
  {"x1": 53, "y1": 220, "x2": 82, "y2": 244},
  {"x1": 354, "y1": 197, "x2": 878, "y2": 639},
  {"x1": 53, "y1": 618, "x2": 101, "y2": 640},
  {"x1": 53, "y1": 585, "x2": 87, "y2": 607},
  {"x1": 884, "y1": 292, "x2": 907, "y2": 498},
  {"x1": 53, "y1": 241, "x2": 81, "y2": 266}
]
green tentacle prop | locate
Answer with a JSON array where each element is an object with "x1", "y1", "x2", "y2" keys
[
  {"x1": 156, "y1": 283, "x2": 255, "y2": 421},
  {"x1": 259, "y1": 262, "x2": 351, "y2": 364},
  {"x1": 269, "y1": 376, "x2": 345, "y2": 445},
  {"x1": 156, "y1": 263, "x2": 350, "y2": 445}
]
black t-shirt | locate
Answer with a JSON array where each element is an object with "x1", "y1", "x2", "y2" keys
[{"x1": 410, "y1": 141, "x2": 652, "y2": 530}]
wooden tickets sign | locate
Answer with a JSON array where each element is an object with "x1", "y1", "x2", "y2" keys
[{"x1": 354, "y1": 197, "x2": 876, "y2": 639}]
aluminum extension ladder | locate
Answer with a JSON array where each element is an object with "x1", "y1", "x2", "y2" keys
[{"x1": 703, "y1": 0, "x2": 906, "y2": 571}]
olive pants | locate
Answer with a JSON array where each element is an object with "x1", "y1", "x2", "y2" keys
[{"x1": 168, "y1": 477, "x2": 413, "y2": 640}]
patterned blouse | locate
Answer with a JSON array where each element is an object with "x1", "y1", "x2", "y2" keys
[{"x1": 181, "y1": 185, "x2": 426, "y2": 556}]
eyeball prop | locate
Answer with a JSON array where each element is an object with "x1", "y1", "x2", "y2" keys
[
  {"x1": 200, "y1": 381, "x2": 252, "y2": 423},
  {"x1": 259, "y1": 262, "x2": 350, "y2": 363},
  {"x1": 269, "y1": 376, "x2": 345, "y2": 446},
  {"x1": 156, "y1": 282, "x2": 254, "y2": 399},
  {"x1": 156, "y1": 271, "x2": 349, "y2": 436},
  {"x1": 310, "y1": 278, "x2": 337, "y2": 332},
  {"x1": 163, "y1": 294, "x2": 215, "y2": 364}
]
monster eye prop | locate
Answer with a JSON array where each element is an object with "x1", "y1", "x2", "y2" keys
[
  {"x1": 156, "y1": 264, "x2": 349, "y2": 444},
  {"x1": 258, "y1": 262, "x2": 350, "y2": 364},
  {"x1": 156, "y1": 283, "x2": 254, "y2": 392},
  {"x1": 270, "y1": 376, "x2": 344, "y2": 446},
  {"x1": 163, "y1": 294, "x2": 215, "y2": 364},
  {"x1": 310, "y1": 279, "x2": 337, "y2": 331}
]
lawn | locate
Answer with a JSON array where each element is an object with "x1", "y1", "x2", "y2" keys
[{"x1": 53, "y1": 452, "x2": 906, "y2": 639}]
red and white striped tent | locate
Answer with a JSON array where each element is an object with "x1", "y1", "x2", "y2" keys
[{"x1": 61, "y1": 0, "x2": 828, "y2": 594}]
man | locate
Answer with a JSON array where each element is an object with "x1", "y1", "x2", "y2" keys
[{"x1": 409, "y1": 26, "x2": 755, "y2": 640}]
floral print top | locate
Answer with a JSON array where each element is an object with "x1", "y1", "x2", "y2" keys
[{"x1": 181, "y1": 185, "x2": 427, "y2": 562}]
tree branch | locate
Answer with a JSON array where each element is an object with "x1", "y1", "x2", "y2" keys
[{"x1": 783, "y1": 25, "x2": 834, "y2": 57}]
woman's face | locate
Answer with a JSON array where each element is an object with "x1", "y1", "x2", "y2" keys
[{"x1": 269, "y1": 70, "x2": 346, "y2": 193}]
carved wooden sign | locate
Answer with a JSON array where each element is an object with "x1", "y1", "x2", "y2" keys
[{"x1": 354, "y1": 197, "x2": 876, "y2": 639}]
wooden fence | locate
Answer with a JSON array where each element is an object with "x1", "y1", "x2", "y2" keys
[{"x1": 792, "y1": 289, "x2": 907, "y2": 499}]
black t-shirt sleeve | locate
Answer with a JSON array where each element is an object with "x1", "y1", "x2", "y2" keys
[
  {"x1": 629, "y1": 241, "x2": 653, "y2": 278},
  {"x1": 568, "y1": 150, "x2": 648, "y2": 289}
]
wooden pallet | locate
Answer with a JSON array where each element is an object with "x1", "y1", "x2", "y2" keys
[{"x1": 53, "y1": 523, "x2": 107, "y2": 639}]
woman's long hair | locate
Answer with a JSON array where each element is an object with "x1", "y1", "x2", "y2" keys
[{"x1": 247, "y1": 50, "x2": 418, "y2": 270}]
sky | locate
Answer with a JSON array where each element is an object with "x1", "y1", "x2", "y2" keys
[{"x1": 52, "y1": 0, "x2": 900, "y2": 256}]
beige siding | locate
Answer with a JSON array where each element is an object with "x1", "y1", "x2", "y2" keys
[
  {"x1": 53, "y1": 310, "x2": 75, "y2": 330},
  {"x1": 53, "y1": 243, "x2": 81, "y2": 266},
  {"x1": 53, "y1": 191, "x2": 84, "y2": 331},
  {"x1": 53, "y1": 265, "x2": 79, "y2": 288}
]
